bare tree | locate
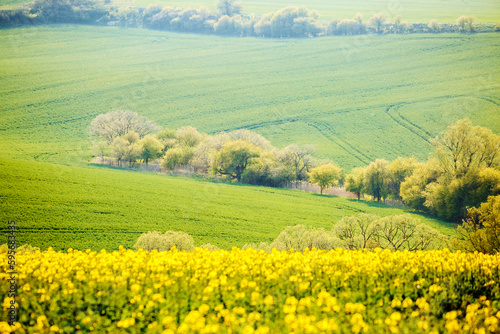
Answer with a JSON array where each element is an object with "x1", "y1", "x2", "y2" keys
[{"x1": 88, "y1": 110, "x2": 160, "y2": 144}]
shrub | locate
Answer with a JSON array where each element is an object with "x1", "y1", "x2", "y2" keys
[
  {"x1": 456, "y1": 195, "x2": 500, "y2": 254},
  {"x1": 134, "y1": 231, "x2": 195, "y2": 251},
  {"x1": 0, "y1": 243, "x2": 40, "y2": 253},
  {"x1": 198, "y1": 243, "x2": 220, "y2": 250}
]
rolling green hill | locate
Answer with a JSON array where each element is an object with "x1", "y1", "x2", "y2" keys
[
  {"x1": 1, "y1": 0, "x2": 499, "y2": 23},
  {"x1": 1, "y1": 26, "x2": 498, "y2": 250},
  {"x1": 1, "y1": 27, "x2": 499, "y2": 170},
  {"x1": 0, "y1": 157, "x2": 456, "y2": 250}
]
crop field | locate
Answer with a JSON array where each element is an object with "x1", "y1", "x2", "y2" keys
[
  {"x1": 0, "y1": 157, "x2": 455, "y2": 250},
  {"x1": 2, "y1": 248, "x2": 499, "y2": 333},
  {"x1": 1, "y1": 0, "x2": 499, "y2": 23},
  {"x1": 1, "y1": 27, "x2": 499, "y2": 170},
  {"x1": 0, "y1": 26, "x2": 498, "y2": 250}
]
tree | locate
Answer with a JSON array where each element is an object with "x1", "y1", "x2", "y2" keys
[
  {"x1": 372, "y1": 215, "x2": 444, "y2": 251},
  {"x1": 336, "y1": 19, "x2": 365, "y2": 35},
  {"x1": 280, "y1": 144, "x2": 316, "y2": 181},
  {"x1": 211, "y1": 140, "x2": 260, "y2": 181},
  {"x1": 190, "y1": 133, "x2": 231, "y2": 173},
  {"x1": 88, "y1": 110, "x2": 160, "y2": 144},
  {"x1": 111, "y1": 136, "x2": 140, "y2": 166},
  {"x1": 176, "y1": 126, "x2": 204, "y2": 147},
  {"x1": 400, "y1": 160, "x2": 440, "y2": 210},
  {"x1": 368, "y1": 13, "x2": 386, "y2": 33},
  {"x1": 334, "y1": 214, "x2": 379, "y2": 250},
  {"x1": 428, "y1": 20, "x2": 441, "y2": 33},
  {"x1": 431, "y1": 118, "x2": 500, "y2": 179},
  {"x1": 291, "y1": 16, "x2": 320, "y2": 37},
  {"x1": 214, "y1": 15, "x2": 236, "y2": 35},
  {"x1": 457, "y1": 195, "x2": 500, "y2": 254},
  {"x1": 308, "y1": 163, "x2": 342, "y2": 194},
  {"x1": 456, "y1": 15, "x2": 475, "y2": 32},
  {"x1": 138, "y1": 135, "x2": 163, "y2": 165},
  {"x1": 161, "y1": 147, "x2": 185, "y2": 170},
  {"x1": 161, "y1": 146, "x2": 193, "y2": 170},
  {"x1": 354, "y1": 13, "x2": 363, "y2": 24},
  {"x1": 364, "y1": 159, "x2": 390, "y2": 202},
  {"x1": 388, "y1": 157, "x2": 419, "y2": 200},
  {"x1": 345, "y1": 167, "x2": 365, "y2": 200},
  {"x1": 92, "y1": 141, "x2": 109, "y2": 162},
  {"x1": 216, "y1": 0, "x2": 241, "y2": 16}
]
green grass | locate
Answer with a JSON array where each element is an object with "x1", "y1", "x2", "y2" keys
[
  {"x1": 1, "y1": 0, "x2": 499, "y2": 22},
  {"x1": 0, "y1": 157, "x2": 456, "y2": 251},
  {"x1": 1, "y1": 27, "x2": 499, "y2": 170},
  {"x1": 0, "y1": 26, "x2": 498, "y2": 250}
]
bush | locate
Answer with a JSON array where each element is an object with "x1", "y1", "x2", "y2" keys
[
  {"x1": 244, "y1": 225, "x2": 341, "y2": 252},
  {"x1": 134, "y1": 231, "x2": 195, "y2": 251},
  {"x1": 456, "y1": 195, "x2": 500, "y2": 254},
  {"x1": 0, "y1": 243, "x2": 40, "y2": 253},
  {"x1": 198, "y1": 243, "x2": 220, "y2": 250}
]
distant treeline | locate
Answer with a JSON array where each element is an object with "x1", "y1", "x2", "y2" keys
[{"x1": 1, "y1": 0, "x2": 499, "y2": 37}]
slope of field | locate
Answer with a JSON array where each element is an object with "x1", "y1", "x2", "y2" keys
[
  {"x1": 0, "y1": 157, "x2": 455, "y2": 250},
  {"x1": 1, "y1": 0, "x2": 499, "y2": 22},
  {"x1": 1, "y1": 26, "x2": 499, "y2": 171}
]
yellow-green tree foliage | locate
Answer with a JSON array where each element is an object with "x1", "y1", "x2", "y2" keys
[
  {"x1": 211, "y1": 140, "x2": 261, "y2": 181},
  {"x1": 308, "y1": 163, "x2": 342, "y2": 194},
  {"x1": 457, "y1": 195, "x2": 500, "y2": 254},
  {"x1": 364, "y1": 159, "x2": 390, "y2": 202},
  {"x1": 345, "y1": 167, "x2": 365, "y2": 200},
  {"x1": 401, "y1": 119, "x2": 500, "y2": 221}
]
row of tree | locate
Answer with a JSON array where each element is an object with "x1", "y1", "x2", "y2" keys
[
  {"x1": 344, "y1": 119, "x2": 500, "y2": 222},
  {"x1": 2, "y1": 0, "x2": 498, "y2": 36},
  {"x1": 89, "y1": 112, "x2": 499, "y2": 224},
  {"x1": 90, "y1": 110, "x2": 341, "y2": 188}
]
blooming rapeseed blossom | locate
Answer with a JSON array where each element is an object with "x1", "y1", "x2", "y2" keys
[{"x1": 0, "y1": 247, "x2": 499, "y2": 333}]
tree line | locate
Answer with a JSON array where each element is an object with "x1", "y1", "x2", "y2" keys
[
  {"x1": 90, "y1": 111, "x2": 499, "y2": 223},
  {"x1": 2, "y1": 0, "x2": 499, "y2": 36},
  {"x1": 89, "y1": 110, "x2": 342, "y2": 188},
  {"x1": 345, "y1": 119, "x2": 500, "y2": 223},
  {"x1": 90, "y1": 111, "x2": 499, "y2": 252}
]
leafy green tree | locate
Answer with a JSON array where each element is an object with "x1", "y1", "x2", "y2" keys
[
  {"x1": 138, "y1": 135, "x2": 163, "y2": 165},
  {"x1": 364, "y1": 159, "x2": 390, "y2": 202},
  {"x1": 388, "y1": 157, "x2": 419, "y2": 200},
  {"x1": 176, "y1": 126, "x2": 204, "y2": 148},
  {"x1": 280, "y1": 144, "x2": 316, "y2": 181},
  {"x1": 368, "y1": 13, "x2": 386, "y2": 33},
  {"x1": 161, "y1": 147, "x2": 184, "y2": 170},
  {"x1": 92, "y1": 141, "x2": 109, "y2": 162},
  {"x1": 308, "y1": 163, "x2": 342, "y2": 194},
  {"x1": 216, "y1": 0, "x2": 241, "y2": 16},
  {"x1": 345, "y1": 167, "x2": 365, "y2": 200},
  {"x1": 211, "y1": 140, "x2": 260, "y2": 181},
  {"x1": 457, "y1": 195, "x2": 500, "y2": 254},
  {"x1": 400, "y1": 160, "x2": 440, "y2": 210},
  {"x1": 431, "y1": 119, "x2": 500, "y2": 178},
  {"x1": 214, "y1": 15, "x2": 236, "y2": 35},
  {"x1": 456, "y1": 15, "x2": 475, "y2": 32},
  {"x1": 428, "y1": 20, "x2": 441, "y2": 33}
]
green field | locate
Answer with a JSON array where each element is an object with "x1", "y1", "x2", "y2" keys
[
  {"x1": 1, "y1": 26, "x2": 498, "y2": 250},
  {"x1": 1, "y1": 0, "x2": 499, "y2": 23},
  {"x1": 0, "y1": 157, "x2": 455, "y2": 250},
  {"x1": 1, "y1": 27, "x2": 499, "y2": 169}
]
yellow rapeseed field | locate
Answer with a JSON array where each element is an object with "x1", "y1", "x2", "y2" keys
[{"x1": 1, "y1": 247, "x2": 499, "y2": 333}]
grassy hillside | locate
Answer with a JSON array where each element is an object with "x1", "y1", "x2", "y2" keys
[
  {"x1": 1, "y1": 0, "x2": 499, "y2": 22},
  {"x1": 0, "y1": 157, "x2": 455, "y2": 251},
  {"x1": 1, "y1": 27, "x2": 499, "y2": 170},
  {"x1": 0, "y1": 26, "x2": 497, "y2": 250}
]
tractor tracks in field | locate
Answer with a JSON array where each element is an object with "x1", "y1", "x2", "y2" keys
[
  {"x1": 385, "y1": 103, "x2": 433, "y2": 144},
  {"x1": 305, "y1": 120, "x2": 371, "y2": 165}
]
